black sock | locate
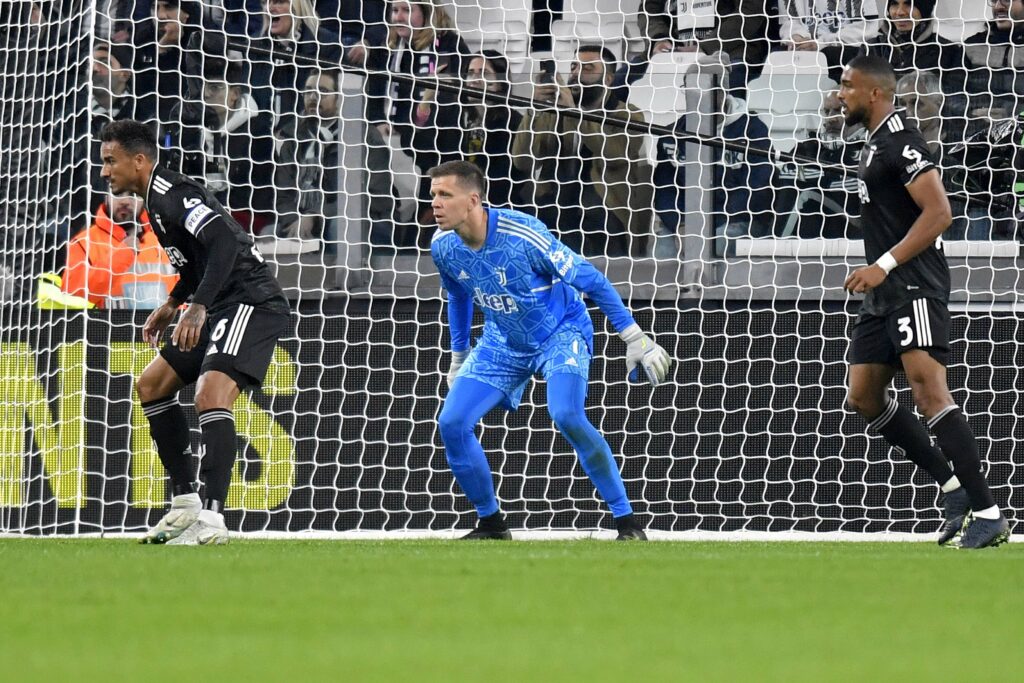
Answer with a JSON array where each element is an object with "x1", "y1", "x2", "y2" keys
[
  {"x1": 479, "y1": 511, "x2": 507, "y2": 531},
  {"x1": 198, "y1": 408, "x2": 237, "y2": 512},
  {"x1": 141, "y1": 397, "x2": 197, "y2": 496},
  {"x1": 868, "y1": 399, "x2": 954, "y2": 486},
  {"x1": 927, "y1": 406, "x2": 996, "y2": 511}
]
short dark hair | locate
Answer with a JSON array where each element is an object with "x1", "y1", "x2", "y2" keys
[
  {"x1": 577, "y1": 44, "x2": 618, "y2": 75},
  {"x1": 99, "y1": 119, "x2": 158, "y2": 159},
  {"x1": 429, "y1": 161, "x2": 487, "y2": 196},
  {"x1": 845, "y1": 54, "x2": 897, "y2": 93}
]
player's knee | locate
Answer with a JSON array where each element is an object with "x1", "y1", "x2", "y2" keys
[
  {"x1": 846, "y1": 389, "x2": 884, "y2": 418},
  {"x1": 437, "y1": 406, "x2": 472, "y2": 445},
  {"x1": 550, "y1": 404, "x2": 587, "y2": 439},
  {"x1": 136, "y1": 370, "x2": 170, "y2": 404},
  {"x1": 194, "y1": 387, "x2": 233, "y2": 414},
  {"x1": 908, "y1": 382, "x2": 951, "y2": 418},
  {"x1": 194, "y1": 372, "x2": 240, "y2": 413}
]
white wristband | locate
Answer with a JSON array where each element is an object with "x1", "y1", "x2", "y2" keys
[{"x1": 874, "y1": 251, "x2": 898, "y2": 275}]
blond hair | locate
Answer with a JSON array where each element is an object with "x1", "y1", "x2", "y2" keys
[
  {"x1": 387, "y1": 1, "x2": 456, "y2": 51},
  {"x1": 264, "y1": 0, "x2": 320, "y2": 39}
]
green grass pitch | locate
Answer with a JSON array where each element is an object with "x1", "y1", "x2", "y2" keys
[{"x1": 0, "y1": 539, "x2": 1021, "y2": 682}]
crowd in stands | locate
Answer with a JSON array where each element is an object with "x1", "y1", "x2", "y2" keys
[{"x1": 14, "y1": 0, "x2": 1024, "y2": 304}]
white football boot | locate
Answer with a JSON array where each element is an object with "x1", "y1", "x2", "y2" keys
[
  {"x1": 140, "y1": 493, "x2": 202, "y2": 544},
  {"x1": 166, "y1": 509, "x2": 229, "y2": 546}
]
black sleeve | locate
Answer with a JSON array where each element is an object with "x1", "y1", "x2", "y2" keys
[
  {"x1": 170, "y1": 269, "x2": 198, "y2": 302},
  {"x1": 891, "y1": 133, "x2": 937, "y2": 186},
  {"x1": 173, "y1": 189, "x2": 239, "y2": 307},
  {"x1": 191, "y1": 219, "x2": 238, "y2": 307}
]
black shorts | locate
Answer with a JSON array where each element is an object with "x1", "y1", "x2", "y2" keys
[
  {"x1": 160, "y1": 303, "x2": 291, "y2": 390},
  {"x1": 849, "y1": 297, "x2": 950, "y2": 367}
]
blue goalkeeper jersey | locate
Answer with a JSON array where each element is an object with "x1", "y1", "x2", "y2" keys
[{"x1": 431, "y1": 207, "x2": 636, "y2": 355}]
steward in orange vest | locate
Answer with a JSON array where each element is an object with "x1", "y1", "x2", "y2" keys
[{"x1": 63, "y1": 195, "x2": 179, "y2": 308}]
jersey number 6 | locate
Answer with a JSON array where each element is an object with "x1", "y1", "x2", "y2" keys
[{"x1": 211, "y1": 318, "x2": 228, "y2": 342}]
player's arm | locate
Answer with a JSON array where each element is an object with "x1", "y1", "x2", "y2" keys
[
  {"x1": 845, "y1": 143, "x2": 950, "y2": 294},
  {"x1": 171, "y1": 194, "x2": 239, "y2": 351},
  {"x1": 431, "y1": 240, "x2": 473, "y2": 386},
  {"x1": 533, "y1": 237, "x2": 672, "y2": 385}
]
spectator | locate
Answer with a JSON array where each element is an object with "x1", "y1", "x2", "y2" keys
[
  {"x1": 1, "y1": 0, "x2": 77, "y2": 293},
  {"x1": 314, "y1": 0, "x2": 388, "y2": 65},
  {"x1": 652, "y1": 61, "x2": 774, "y2": 252},
  {"x1": 859, "y1": 0, "x2": 966, "y2": 121},
  {"x1": 135, "y1": 0, "x2": 204, "y2": 124},
  {"x1": 943, "y1": 116, "x2": 1020, "y2": 241},
  {"x1": 274, "y1": 69, "x2": 343, "y2": 253},
  {"x1": 963, "y1": 0, "x2": 1024, "y2": 124},
  {"x1": 221, "y1": 0, "x2": 265, "y2": 37},
  {"x1": 246, "y1": 0, "x2": 343, "y2": 136},
  {"x1": 513, "y1": 45, "x2": 654, "y2": 257},
  {"x1": 62, "y1": 193, "x2": 178, "y2": 309},
  {"x1": 620, "y1": 1, "x2": 768, "y2": 101},
  {"x1": 780, "y1": 0, "x2": 880, "y2": 81},
  {"x1": 86, "y1": 42, "x2": 150, "y2": 212},
  {"x1": 770, "y1": 90, "x2": 865, "y2": 239},
  {"x1": 896, "y1": 71, "x2": 944, "y2": 156},
  {"x1": 639, "y1": 0, "x2": 769, "y2": 67},
  {"x1": 92, "y1": 42, "x2": 143, "y2": 123},
  {"x1": 439, "y1": 51, "x2": 525, "y2": 208},
  {"x1": 101, "y1": 0, "x2": 153, "y2": 44},
  {"x1": 364, "y1": 0, "x2": 469, "y2": 246},
  {"x1": 164, "y1": 63, "x2": 277, "y2": 233}
]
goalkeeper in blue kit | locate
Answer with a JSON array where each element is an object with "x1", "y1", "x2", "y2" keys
[{"x1": 428, "y1": 161, "x2": 672, "y2": 540}]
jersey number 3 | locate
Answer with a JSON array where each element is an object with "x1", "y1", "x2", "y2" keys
[{"x1": 897, "y1": 316, "x2": 914, "y2": 347}]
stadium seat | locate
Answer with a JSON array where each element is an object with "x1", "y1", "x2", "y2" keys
[
  {"x1": 441, "y1": 0, "x2": 531, "y2": 75},
  {"x1": 746, "y1": 51, "x2": 833, "y2": 152},
  {"x1": 442, "y1": 0, "x2": 530, "y2": 38},
  {"x1": 627, "y1": 52, "x2": 702, "y2": 127},
  {"x1": 933, "y1": 0, "x2": 988, "y2": 43},
  {"x1": 628, "y1": 52, "x2": 724, "y2": 165},
  {"x1": 460, "y1": 17, "x2": 531, "y2": 72}
]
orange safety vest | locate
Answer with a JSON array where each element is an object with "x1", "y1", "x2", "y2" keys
[{"x1": 63, "y1": 204, "x2": 179, "y2": 308}]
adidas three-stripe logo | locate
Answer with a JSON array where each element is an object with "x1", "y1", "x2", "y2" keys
[
  {"x1": 496, "y1": 217, "x2": 549, "y2": 252},
  {"x1": 210, "y1": 305, "x2": 254, "y2": 357},
  {"x1": 912, "y1": 299, "x2": 933, "y2": 347},
  {"x1": 152, "y1": 175, "x2": 172, "y2": 195}
]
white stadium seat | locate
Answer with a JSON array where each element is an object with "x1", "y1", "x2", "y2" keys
[
  {"x1": 746, "y1": 51, "x2": 833, "y2": 153},
  {"x1": 933, "y1": 0, "x2": 988, "y2": 42}
]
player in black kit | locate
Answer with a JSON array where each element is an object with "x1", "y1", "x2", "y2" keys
[
  {"x1": 99, "y1": 120, "x2": 291, "y2": 545},
  {"x1": 838, "y1": 56, "x2": 1009, "y2": 549}
]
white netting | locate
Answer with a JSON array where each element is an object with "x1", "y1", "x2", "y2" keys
[{"x1": 0, "y1": 0, "x2": 1020, "y2": 535}]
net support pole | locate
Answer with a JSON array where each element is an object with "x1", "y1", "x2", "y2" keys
[
  {"x1": 682, "y1": 71, "x2": 717, "y2": 289},
  {"x1": 335, "y1": 71, "x2": 370, "y2": 291}
]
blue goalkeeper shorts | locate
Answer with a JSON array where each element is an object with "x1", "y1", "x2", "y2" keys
[{"x1": 455, "y1": 326, "x2": 592, "y2": 411}]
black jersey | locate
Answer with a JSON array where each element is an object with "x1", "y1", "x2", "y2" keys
[
  {"x1": 143, "y1": 166, "x2": 288, "y2": 314},
  {"x1": 857, "y1": 111, "x2": 950, "y2": 316}
]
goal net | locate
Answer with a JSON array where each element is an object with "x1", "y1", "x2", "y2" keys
[{"x1": 1, "y1": 0, "x2": 1019, "y2": 536}]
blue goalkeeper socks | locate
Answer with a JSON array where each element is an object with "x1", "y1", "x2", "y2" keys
[
  {"x1": 547, "y1": 373, "x2": 632, "y2": 517},
  {"x1": 438, "y1": 378, "x2": 506, "y2": 518}
]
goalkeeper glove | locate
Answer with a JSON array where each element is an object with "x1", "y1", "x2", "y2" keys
[
  {"x1": 447, "y1": 350, "x2": 469, "y2": 388},
  {"x1": 619, "y1": 324, "x2": 672, "y2": 386}
]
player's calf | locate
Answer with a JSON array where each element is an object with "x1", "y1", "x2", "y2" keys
[{"x1": 140, "y1": 492, "x2": 202, "y2": 544}]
